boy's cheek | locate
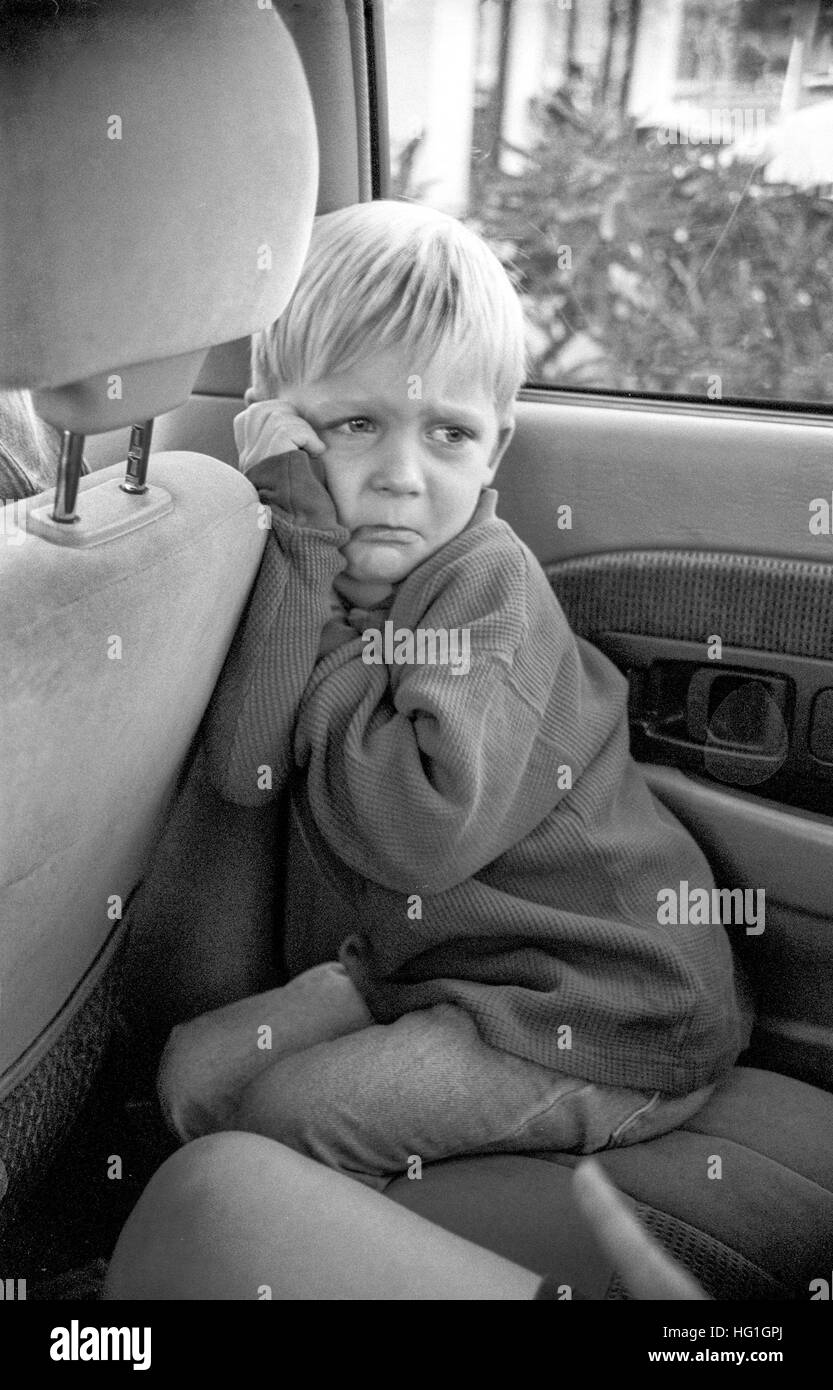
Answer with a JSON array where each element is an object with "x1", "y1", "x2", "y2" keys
[
  {"x1": 308, "y1": 450, "x2": 344, "y2": 513},
  {"x1": 318, "y1": 459, "x2": 354, "y2": 525},
  {"x1": 326, "y1": 485, "x2": 351, "y2": 531}
]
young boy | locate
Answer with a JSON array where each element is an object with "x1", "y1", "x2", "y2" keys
[{"x1": 158, "y1": 200, "x2": 745, "y2": 1190}]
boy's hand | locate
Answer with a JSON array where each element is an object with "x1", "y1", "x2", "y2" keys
[
  {"x1": 234, "y1": 398, "x2": 325, "y2": 475},
  {"x1": 234, "y1": 400, "x2": 338, "y2": 531}
]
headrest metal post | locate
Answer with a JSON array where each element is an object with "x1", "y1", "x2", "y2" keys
[
  {"x1": 51, "y1": 431, "x2": 85, "y2": 523},
  {"x1": 121, "y1": 419, "x2": 154, "y2": 495}
]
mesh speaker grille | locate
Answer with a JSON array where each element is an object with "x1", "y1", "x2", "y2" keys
[
  {"x1": 546, "y1": 550, "x2": 833, "y2": 659},
  {"x1": 604, "y1": 1203, "x2": 792, "y2": 1300},
  {"x1": 0, "y1": 951, "x2": 124, "y2": 1237}
]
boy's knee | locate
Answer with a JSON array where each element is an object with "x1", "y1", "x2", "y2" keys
[
  {"x1": 104, "y1": 1133, "x2": 279, "y2": 1300},
  {"x1": 156, "y1": 1019, "x2": 222, "y2": 1143}
]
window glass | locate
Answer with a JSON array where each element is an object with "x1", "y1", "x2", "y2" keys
[{"x1": 383, "y1": 0, "x2": 833, "y2": 406}]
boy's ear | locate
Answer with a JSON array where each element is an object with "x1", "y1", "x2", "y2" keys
[
  {"x1": 244, "y1": 361, "x2": 275, "y2": 406},
  {"x1": 245, "y1": 370, "x2": 283, "y2": 406},
  {"x1": 486, "y1": 417, "x2": 516, "y2": 477}
]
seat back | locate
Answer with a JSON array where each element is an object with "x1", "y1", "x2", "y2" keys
[{"x1": 0, "y1": 0, "x2": 317, "y2": 1229}]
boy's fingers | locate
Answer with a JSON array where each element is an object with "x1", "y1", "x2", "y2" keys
[
  {"x1": 572, "y1": 1158, "x2": 709, "y2": 1301},
  {"x1": 293, "y1": 426, "x2": 326, "y2": 456},
  {"x1": 250, "y1": 399, "x2": 326, "y2": 455},
  {"x1": 288, "y1": 416, "x2": 325, "y2": 454},
  {"x1": 234, "y1": 401, "x2": 325, "y2": 463}
]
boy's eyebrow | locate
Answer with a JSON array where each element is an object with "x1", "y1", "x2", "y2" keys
[
  {"x1": 311, "y1": 399, "x2": 374, "y2": 413},
  {"x1": 314, "y1": 397, "x2": 489, "y2": 426},
  {"x1": 426, "y1": 400, "x2": 487, "y2": 425}
]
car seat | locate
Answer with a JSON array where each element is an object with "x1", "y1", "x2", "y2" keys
[{"x1": 0, "y1": 0, "x2": 317, "y2": 1239}]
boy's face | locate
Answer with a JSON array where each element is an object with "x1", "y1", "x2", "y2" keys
[{"x1": 276, "y1": 344, "x2": 514, "y2": 585}]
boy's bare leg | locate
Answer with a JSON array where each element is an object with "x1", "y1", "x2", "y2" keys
[
  {"x1": 157, "y1": 962, "x2": 372, "y2": 1142},
  {"x1": 103, "y1": 1132, "x2": 543, "y2": 1301},
  {"x1": 103, "y1": 1134, "x2": 708, "y2": 1301}
]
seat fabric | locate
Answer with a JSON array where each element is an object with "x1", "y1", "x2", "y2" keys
[
  {"x1": 385, "y1": 1065, "x2": 833, "y2": 1300},
  {"x1": 0, "y1": 455, "x2": 265, "y2": 1234}
]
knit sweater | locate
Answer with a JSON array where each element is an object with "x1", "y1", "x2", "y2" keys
[{"x1": 202, "y1": 465, "x2": 744, "y2": 1094}]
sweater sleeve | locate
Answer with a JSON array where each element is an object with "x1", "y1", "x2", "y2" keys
[
  {"x1": 200, "y1": 460, "x2": 351, "y2": 806},
  {"x1": 293, "y1": 535, "x2": 594, "y2": 894}
]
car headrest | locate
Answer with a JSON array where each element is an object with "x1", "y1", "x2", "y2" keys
[{"x1": 0, "y1": 0, "x2": 318, "y2": 434}]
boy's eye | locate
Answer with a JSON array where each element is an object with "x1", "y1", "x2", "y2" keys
[
  {"x1": 330, "y1": 417, "x2": 375, "y2": 435},
  {"x1": 431, "y1": 425, "x2": 474, "y2": 445}
]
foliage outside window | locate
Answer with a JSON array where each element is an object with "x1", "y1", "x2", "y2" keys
[{"x1": 385, "y1": 0, "x2": 833, "y2": 407}]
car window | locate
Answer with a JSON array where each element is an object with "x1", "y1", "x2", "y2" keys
[{"x1": 383, "y1": 0, "x2": 833, "y2": 408}]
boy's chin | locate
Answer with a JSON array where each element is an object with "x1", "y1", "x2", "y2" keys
[{"x1": 342, "y1": 542, "x2": 420, "y2": 586}]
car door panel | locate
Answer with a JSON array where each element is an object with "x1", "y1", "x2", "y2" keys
[
  {"x1": 499, "y1": 395, "x2": 833, "y2": 563},
  {"x1": 643, "y1": 764, "x2": 833, "y2": 1094}
]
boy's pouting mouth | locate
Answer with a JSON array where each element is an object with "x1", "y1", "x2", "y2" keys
[{"x1": 271, "y1": 342, "x2": 515, "y2": 586}]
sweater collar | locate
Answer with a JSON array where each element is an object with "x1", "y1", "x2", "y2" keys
[{"x1": 469, "y1": 487, "x2": 499, "y2": 526}]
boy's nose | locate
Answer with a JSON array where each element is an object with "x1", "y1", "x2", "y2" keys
[{"x1": 370, "y1": 444, "x2": 424, "y2": 495}]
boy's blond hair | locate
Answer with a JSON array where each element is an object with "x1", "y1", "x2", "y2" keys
[{"x1": 251, "y1": 200, "x2": 527, "y2": 419}]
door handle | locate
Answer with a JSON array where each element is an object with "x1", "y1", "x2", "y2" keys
[
  {"x1": 685, "y1": 668, "x2": 790, "y2": 758},
  {"x1": 639, "y1": 661, "x2": 789, "y2": 783},
  {"x1": 591, "y1": 633, "x2": 833, "y2": 808}
]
